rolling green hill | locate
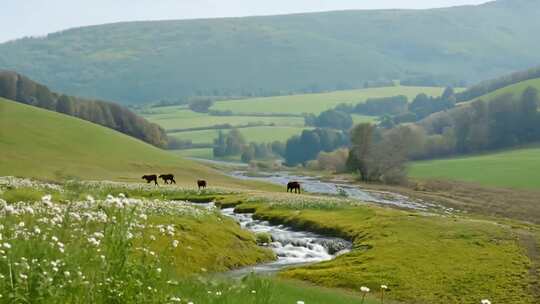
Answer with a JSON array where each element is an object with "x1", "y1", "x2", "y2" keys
[
  {"x1": 410, "y1": 146, "x2": 540, "y2": 189},
  {"x1": 466, "y1": 78, "x2": 540, "y2": 103},
  {"x1": 1, "y1": 0, "x2": 540, "y2": 104},
  {"x1": 0, "y1": 98, "x2": 273, "y2": 189}
]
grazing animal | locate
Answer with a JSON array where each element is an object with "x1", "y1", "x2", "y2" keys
[
  {"x1": 142, "y1": 174, "x2": 158, "y2": 186},
  {"x1": 197, "y1": 180, "x2": 207, "y2": 190},
  {"x1": 159, "y1": 174, "x2": 176, "y2": 184},
  {"x1": 287, "y1": 181, "x2": 301, "y2": 194}
]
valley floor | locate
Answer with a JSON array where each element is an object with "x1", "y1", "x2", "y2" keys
[{"x1": 1, "y1": 176, "x2": 538, "y2": 303}]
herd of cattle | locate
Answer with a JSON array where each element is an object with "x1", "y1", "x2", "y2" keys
[{"x1": 142, "y1": 174, "x2": 301, "y2": 193}]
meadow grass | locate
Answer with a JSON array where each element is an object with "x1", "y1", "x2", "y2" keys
[
  {"x1": 211, "y1": 86, "x2": 445, "y2": 115},
  {"x1": 168, "y1": 126, "x2": 311, "y2": 145},
  {"x1": 409, "y1": 146, "x2": 540, "y2": 190},
  {"x1": 231, "y1": 194, "x2": 534, "y2": 304},
  {"x1": 174, "y1": 148, "x2": 214, "y2": 159},
  {"x1": 0, "y1": 178, "x2": 389, "y2": 304},
  {"x1": 0, "y1": 99, "x2": 280, "y2": 192},
  {"x1": 144, "y1": 109, "x2": 306, "y2": 130}
]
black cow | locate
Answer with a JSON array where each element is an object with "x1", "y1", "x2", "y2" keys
[
  {"x1": 142, "y1": 175, "x2": 158, "y2": 186},
  {"x1": 197, "y1": 180, "x2": 207, "y2": 190},
  {"x1": 159, "y1": 174, "x2": 176, "y2": 184},
  {"x1": 287, "y1": 181, "x2": 301, "y2": 194}
]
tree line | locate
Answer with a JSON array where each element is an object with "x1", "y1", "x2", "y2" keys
[
  {"x1": 289, "y1": 86, "x2": 540, "y2": 184},
  {"x1": 0, "y1": 70, "x2": 168, "y2": 148}
]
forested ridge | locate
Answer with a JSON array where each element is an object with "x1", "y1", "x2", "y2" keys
[
  {"x1": 0, "y1": 70, "x2": 167, "y2": 147},
  {"x1": 1, "y1": 0, "x2": 540, "y2": 104}
]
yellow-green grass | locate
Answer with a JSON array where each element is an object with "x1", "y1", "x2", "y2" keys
[
  {"x1": 144, "y1": 109, "x2": 306, "y2": 130},
  {"x1": 235, "y1": 197, "x2": 535, "y2": 304},
  {"x1": 174, "y1": 148, "x2": 214, "y2": 159},
  {"x1": 409, "y1": 146, "x2": 540, "y2": 190},
  {"x1": 0, "y1": 98, "x2": 278, "y2": 190},
  {"x1": 466, "y1": 78, "x2": 540, "y2": 103},
  {"x1": 212, "y1": 86, "x2": 446, "y2": 114},
  {"x1": 169, "y1": 126, "x2": 311, "y2": 145}
]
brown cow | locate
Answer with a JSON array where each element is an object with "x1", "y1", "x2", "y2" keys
[
  {"x1": 287, "y1": 181, "x2": 301, "y2": 194},
  {"x1": 197, "y1": 180, "x2": 207, "y2": 190},
  {"x1": 142, "y1": 175, "x2": 158, "y2": 186},
  {"x1": 159, "y1": 174, "x2": 176, "y2": 184}
]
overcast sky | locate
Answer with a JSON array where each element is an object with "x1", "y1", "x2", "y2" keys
[{"x1": 0, "y1": 0, "x2": 490, "y2": 43}]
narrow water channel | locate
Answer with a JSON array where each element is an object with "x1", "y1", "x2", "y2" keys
[
  {"x1": 229, "y1": 170, "x2": 439, "y2": 210},
  {"x1": 214, "y1": 205, "x2": 352, "y2": 275}
]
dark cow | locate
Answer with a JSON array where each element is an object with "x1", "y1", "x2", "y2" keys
[
  {"x1": 197, "y1": 180, "x2": 207, "y2": 190},
  {"x1": 287, "y1": 181, "x2": 301, "y2": 194},
  {"x1": 159, "y1": 174, "x2": 176, "y2": 184},
  {"x1": 142, "y1": 174, "x2": 158, "y2": 186}
]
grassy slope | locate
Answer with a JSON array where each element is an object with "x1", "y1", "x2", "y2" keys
[
  {"x1": 466, "y1": 78, "x2": 540, "y2": 102},
  {"x1": 212, "y1": 86, "x2": 445, "y2": 114},
  {"x1": 0, "y1": 98, "x2": 277, "y2": 190},
  {"x1": 1, "y1": 0, "x2": 540, "y2": 104},
  {"x1": 234, "y1": 197, "x2": 535, "y2": 304},
  {"x1": 409, "y1": 146, "x2": 540, "y2": 190}
]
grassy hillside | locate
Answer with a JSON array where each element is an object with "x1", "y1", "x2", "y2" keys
[
  {"x1": 409, "y1": 146, "x2": 540, "y2": 189},
  {"x1": 467, "y1": 78, "x2": 540, "y2": 102},
  {"x1": 0, "y1": 98, "x2": 275, "y2": 189},
  {"x1": 1, "y1": 0, "x2": 540, "y2": 104}
]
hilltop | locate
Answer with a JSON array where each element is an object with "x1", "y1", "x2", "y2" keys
[{"x1": 1, "y1": 0, "x2": 540, "y2": 104}]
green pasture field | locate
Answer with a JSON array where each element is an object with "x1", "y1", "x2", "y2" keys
[
  {"x1": 168, "y1": 126, "x2": 311, "y2": 145},
  {"x1": 145, "y1": 109, "x2": 306, "y2": 130},
  {"x1": 233, "y1": 194, "x2": 537, "y2": 304},
  {"x1": 409, "y1": 146, "x2": 540, "y2": 190},
  {"x1": 0, "y1": 98, "x2": 278, "y2": 190},
  {"x1": 211, "y1": 86, "x2": 446, "y2": 115}
]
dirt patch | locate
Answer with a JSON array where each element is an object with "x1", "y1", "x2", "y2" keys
[{"x1": 355, "y1": 179, "x2": 540, "y2": 224}]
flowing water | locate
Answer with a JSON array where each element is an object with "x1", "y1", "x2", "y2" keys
[
  {"x1": 198, "y1": 203, "x2": 352, "y2": 275},
  {"x1": 229, "y1": 170, "x2": 451, "y2": 211},
  {"x1": 189, "y1": 160, "x2": 453, "y2": 274}
]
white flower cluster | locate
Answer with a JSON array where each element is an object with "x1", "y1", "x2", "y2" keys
[{"x1": 0, "y1": 176, "x2": 63, "y2": 192}]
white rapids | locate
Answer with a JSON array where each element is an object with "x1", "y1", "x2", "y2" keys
[{"x1": 219, "y1": 207, "x2": 352, "y2": 275}]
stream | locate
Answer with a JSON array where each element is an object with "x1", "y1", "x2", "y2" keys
[
  {"x1": 220, "y1": 207, "x2": 352, "y2": 276},
  {"x1": 229, "y1": 170, "x2": 451, "y2": 212},
  {"x1": 189, "y1": 159, "x2": 453, "y2": 274}
]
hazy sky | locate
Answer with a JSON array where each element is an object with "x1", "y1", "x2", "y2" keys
[{"x1": 1, "y1": 0, "x2": 490, "y2": 43}]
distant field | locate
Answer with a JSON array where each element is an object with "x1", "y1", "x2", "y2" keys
[
  {"x1": 142, "y1": 86, "x2": 440, "y2": 159},
  {"x1": 0, "y1": 98, "x2": 277, "y2": 190},
  {"x1": 409, "y1": 146, "x2": 540, "y2": 190},
  {"x1": 145, "y1": 109, "x2": 305, "y2": 130},
  {"x1": 169, "y1": 126, "x2": 310, "y2": 145},
  {"x1": 212, "y1": 86, "x2": 446, "y2": 114}
]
